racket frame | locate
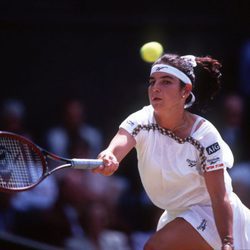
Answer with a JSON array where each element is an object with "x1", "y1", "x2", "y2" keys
[
  {"x1": 0, "y1": 131, "x2": 48, "y2": 192},
  {"x1": 0, "y1": 131, "x2": 102, "y2": 192}
]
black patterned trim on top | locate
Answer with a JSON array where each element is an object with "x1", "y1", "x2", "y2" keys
[{"x1": 132, "y1": 123, "x2": 207, "y2": 172}]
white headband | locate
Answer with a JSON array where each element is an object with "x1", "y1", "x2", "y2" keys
[{"x1": 150, "y1": 64, "x2": 192, "y2": 85}]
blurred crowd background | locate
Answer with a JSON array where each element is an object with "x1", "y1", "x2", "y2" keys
[{"x1": 0, "y1": 1, "x2": 250, "y2": 249}]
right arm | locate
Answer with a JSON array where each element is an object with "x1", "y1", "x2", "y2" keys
[{"x1": 92, "y1": 128, "x2": 136, "y2": 176}]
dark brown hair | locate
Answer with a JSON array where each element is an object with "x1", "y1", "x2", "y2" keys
[{"x1": 153, "y1": 54, "x2": 222, "y2": 112}]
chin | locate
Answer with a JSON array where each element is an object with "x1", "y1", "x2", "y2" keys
[{"x1": 151, "y1": 103, "x2": 165, "y2": 112}]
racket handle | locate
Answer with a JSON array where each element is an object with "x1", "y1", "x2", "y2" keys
[{"x1": 71, "y1": 159, "x2": 103, "y2": 169}]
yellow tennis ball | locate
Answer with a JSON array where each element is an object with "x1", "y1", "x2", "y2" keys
[{"x1": 140, "y1": 41, "x2": 164, "y2": 63}]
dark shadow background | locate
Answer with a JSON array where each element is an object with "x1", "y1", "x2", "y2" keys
[{"x1": 1, "y1": 1, "x2": 250, "y2": 142}]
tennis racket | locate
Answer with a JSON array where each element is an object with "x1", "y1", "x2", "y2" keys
[{"x1": 0, "y1": 131, "x2": 103, "y2": 192}]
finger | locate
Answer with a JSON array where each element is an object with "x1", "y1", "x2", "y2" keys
[
  {"x1": 91, "y1": 156, "x2": 119, "y2": 175},
  {"x1": 102, "y1": 165, "x2": 118, "y2": 176},
  {"x1": 91, "y1": 164, "x2": 104, "y2": 173}
]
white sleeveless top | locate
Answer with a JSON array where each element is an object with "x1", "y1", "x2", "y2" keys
[{"x1": 120, "y1": 105, "x2": 234, "y2": 210}]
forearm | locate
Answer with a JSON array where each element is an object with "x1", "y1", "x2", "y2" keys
[
  {"x1": 211, "y1": 194, "x2": 234, "y2": 248},
  {"x1": 204, "y1": 170, "x2": 234, "y2": 249},
  {"x1": 105, "y1": 128, "x2": 136, "y2": 162},
  {"x1": 93, "y1": 128, "x2": 136, "y2": 176}
]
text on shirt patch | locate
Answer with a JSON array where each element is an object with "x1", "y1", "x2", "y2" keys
[
  {"x1": 207, "y1": 157, "x2": 220, "y2": 165},
  {"x1": 205, "y1": 163, "x2": 224, "y2": 171},
  {"x1": 206, "y1": 142, "x2": 220, "y2": 155}
]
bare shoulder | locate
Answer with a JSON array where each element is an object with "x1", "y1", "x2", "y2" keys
[{"x1": 188, "y1": 113, "x2": 206, "y2": 134}]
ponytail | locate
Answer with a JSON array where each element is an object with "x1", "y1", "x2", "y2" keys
[
  {"x1": 192, "y1": 56, "x2": 222, "y2": 112},
  {"x1": 153, "y1": 53, "x2": 222, "y2": 112}
]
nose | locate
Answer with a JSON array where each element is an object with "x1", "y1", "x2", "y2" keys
[{"x1": 151, "y1": 81, "x2": 161, "y2": 92}]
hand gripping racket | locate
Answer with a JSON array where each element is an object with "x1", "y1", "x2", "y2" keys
[{"x1": 0, "y1": 131, "x2": 103, "y2": 192}]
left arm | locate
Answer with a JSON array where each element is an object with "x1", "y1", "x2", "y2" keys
[{"x1": 204, "y1": 169, "x2": 234, "y2": 250}]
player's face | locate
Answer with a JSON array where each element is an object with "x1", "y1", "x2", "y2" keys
[{"x1": 148, "y1": 72, "x2": 185, "y2": 112}]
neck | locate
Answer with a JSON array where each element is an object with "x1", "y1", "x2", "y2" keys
[{"x1": 154, "y1": 109, "x2": 188, "y2": 132}]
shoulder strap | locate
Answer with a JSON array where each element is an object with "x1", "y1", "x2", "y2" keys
[{"x1": 190, "y1": 116, "x2": 204, "y2": 135}]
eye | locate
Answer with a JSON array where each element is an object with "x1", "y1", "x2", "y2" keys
[
  {"x1": 162, "y1": 80, "x2": 172, "y2": 85},
  {"x1": 148, "y1": 80, "x2": 155, "y2": 86}
]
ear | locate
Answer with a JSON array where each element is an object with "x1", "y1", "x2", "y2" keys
[{"x1": 182, "y1": 84, "x2": 192, "y2": 97}]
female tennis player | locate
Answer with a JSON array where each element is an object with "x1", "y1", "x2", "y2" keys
[{"x1": 93, "y1": 54, "x2": 250, "y2": 250}]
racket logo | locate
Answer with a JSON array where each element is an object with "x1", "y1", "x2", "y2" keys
[{"x1": 0, "y1": 146, "x2": 13, "y2": 184}]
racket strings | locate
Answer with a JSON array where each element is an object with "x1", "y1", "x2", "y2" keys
[{"x1": 0, "y1": 137, "x2": 44, "y2": 189}]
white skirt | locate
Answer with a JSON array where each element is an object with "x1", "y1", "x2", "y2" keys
[{"x1": 157, "y1": 193, "x2": 250, "y2": 250}]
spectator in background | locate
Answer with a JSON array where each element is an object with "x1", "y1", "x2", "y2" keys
[
  {"x1": 0, "y1": 193, "x2": 15, "y2": 233},
  {"x1": 65, "y1": 201, "x2": 131, "y2": 250},
  {"x1": 39, "y1": 136, "x2": 129, "y2": 247},
  {"x1": 0, "y1": 99, "x2": 59, "y2": 242},
  {"x1": 0, "y1": 98, "x2": 31, "y2": 138},
  {"x1": 10, "y1": 176, "x2": 59, "y2": 243},
  {"x1": 217, "y1": 93, "x2": 247, "y2": 163},
  {"x1": 43, "y1": 170, "x2": 88, "y2": 246},
  {"x1": 230, "y1": 162, "x2": 250, "y2": 209},
  {"x1": 240, "y1": 39, "x2": 250, "y2": 96},
  {"x1": 45, "y1": 169, "x2": 128, "y2": 248},
  {"x1": 45, "y1": 98, "x2": 103, "y2": 159}
]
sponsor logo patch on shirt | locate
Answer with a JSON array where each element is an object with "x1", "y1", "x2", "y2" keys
[
  {"x1": 186, "y1": 159, "x2": 197, "y2": 168},
  {"x1": 207, "y1": 157, "x2": 220, "y2": 165},
  {"x1": 206, "y1": 142, "x2": 220, "y2": 155}
]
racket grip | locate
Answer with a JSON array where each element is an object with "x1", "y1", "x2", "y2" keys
[{"x1": 71, "y1": 159, "x2": 103, "y2": 169}]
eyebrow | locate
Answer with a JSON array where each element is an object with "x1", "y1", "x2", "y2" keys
[{"x1": 149, "y1": 75, "x2": 175, "y2": 80}]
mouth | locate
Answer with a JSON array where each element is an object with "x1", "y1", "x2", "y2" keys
[{"x1": 152, "y1": 97, "x2": 162, "y2": 102}]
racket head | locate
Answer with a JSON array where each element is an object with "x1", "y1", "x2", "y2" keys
[{"x1": 0, "y1": 131, "x2": 47, "y2": 192}]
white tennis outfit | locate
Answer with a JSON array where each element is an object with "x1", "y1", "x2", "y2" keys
[{"x1": 120, "y1": 105, "x2": 250, "y2": 250}]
